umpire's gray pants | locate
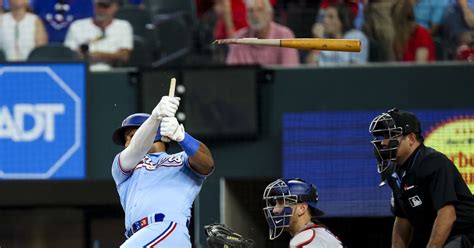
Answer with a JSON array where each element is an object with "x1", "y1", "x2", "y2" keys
[{"x1": 444, "y1": 235, "x2": 463, "y2": 248}]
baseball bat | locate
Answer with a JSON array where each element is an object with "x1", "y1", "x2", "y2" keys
[
  {"x1": 169, "y1": 77, "x2": 176, "y2": 97},
  {"x1": 213, "y1": 38, "x2": 361, "y2": 52},
  {"x1": 161, "y1": 78, "x2": 177, "y2": 142}
]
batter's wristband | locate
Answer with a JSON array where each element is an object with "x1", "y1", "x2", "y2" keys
[{"x1": 179, "y1": 132, "x2": 200, "y2": 156}]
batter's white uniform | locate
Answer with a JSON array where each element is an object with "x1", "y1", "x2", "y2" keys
[{"x1": 289, "y1": 224, "x2": 344, "y2": 248}]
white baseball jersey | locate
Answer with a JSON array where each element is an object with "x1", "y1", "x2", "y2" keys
[
  {"x1": 289, "y1": 224, "x2": 344, "y2": 248},
  {"x1": 112, "y1": 151, "x2": 209, "y2": 247}
]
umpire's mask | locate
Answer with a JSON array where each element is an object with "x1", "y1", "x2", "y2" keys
[{"x1": 369, "y1": 110, "x2": 403, "y2": 173}]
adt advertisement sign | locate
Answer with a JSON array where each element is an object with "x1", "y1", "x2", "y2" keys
[{"x1": 0, "y1": 64, "x2": 86, "y2": 179}]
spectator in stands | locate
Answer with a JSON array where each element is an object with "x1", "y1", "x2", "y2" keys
[
  {"x1": 32, "y1": 0, "x2": 94, "y2": 43},
  {"x1": 0, "y1": 0, "x2": 48, "y2": 61},
  {"x1": 392, "y1": 0, "x2": 436, "y2": 62},
  {"x1": 213, "y1": 0, "x2": 276, "y2": 39},
  {"x1": 213, "y1": 0, "x2": 248, "y2": 39},
  {"x1": 443, "y1": 0, "x2": 474, "y2": 56},
  {"x1": 455, "y1": 43, "x2": 474, "y2": 60},
  {"x1": 312, "y1": 0, "x2": 359, "y2": 39},
  {"x1": 414, "y1": 0, "x2": 449, "y2": 35},
  {"x1": 362, "y1": 0, "x2": 396, "y2": 61},
  {"x1": 226, "y1": 0, "x2": 299, "y2": 65},
  {"x1": 64, "y1": 0, "x2": 133, "y2": 70},
  {"x1": 306, "y1": 3, "x2": 368, "y2": 66},
  {"x1": 319, "y1": 0, "x2": 359, "y2": 21}
]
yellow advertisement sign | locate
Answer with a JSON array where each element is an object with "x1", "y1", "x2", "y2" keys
[{"x1": 424, "y1": 117, "x2": 474, "y2": 193}]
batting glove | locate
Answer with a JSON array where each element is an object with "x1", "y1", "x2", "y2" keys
[
  {"x1": 160, "y1": 117, "x2": 185, "y2": 142},
  {"x1": 151, "y1": 96, "x2": 180, "y2": 120}
]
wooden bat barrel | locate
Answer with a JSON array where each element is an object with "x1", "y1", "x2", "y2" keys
[
  {"x1": 280, "y1": 39, "x2": 361, "y2": 52},
  {"x1": 213, "y1": 38, "x2": 361, "y2": 52}
]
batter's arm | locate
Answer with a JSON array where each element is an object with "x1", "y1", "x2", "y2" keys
[
  {"x1": 187, "y1": 141, "x2": 215, "y2": 175},
  {"x1": 120, "y1": 96, "x2": 180, "y2": 171},
  {"x1": 160, "y1": 117, "x2": 215, "y2": 175},
  {"x1": 120, "y1": 116, "x2": 161, "y2": 171}
]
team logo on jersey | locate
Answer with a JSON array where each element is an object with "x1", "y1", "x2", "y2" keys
[
  {"x1": 158, "y1": 155, "x2": 183, "y2": 167},
  {"x1": 135, "y1": 155, "x2": 184, "y2": 171},
  {"x1": 136, "y1": 156, "x2": 158, "y2": 171},
  {"x1": 408, "y1": 195, "x2": 422, "y2": 207}
]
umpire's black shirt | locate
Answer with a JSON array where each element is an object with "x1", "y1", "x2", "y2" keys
[{"x1": 386, "y1": 144, "x2": 474, "y2": 247}]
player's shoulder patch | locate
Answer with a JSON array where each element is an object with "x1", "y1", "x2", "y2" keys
[{"x1": 290, "y1": 228, "x2": 316, "y2": 247}]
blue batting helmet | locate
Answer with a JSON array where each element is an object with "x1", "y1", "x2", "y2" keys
[
  {"x1": 112, "y1": 113, "x2": 162, "y2": 146},
  {"x1": 262, "y1": 178, "x2": 324, "y2": 240}
]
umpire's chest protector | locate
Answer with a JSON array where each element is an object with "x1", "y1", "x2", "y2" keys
[{"x1": 388, "y1": 147, "x2": 438, "y2": 229}]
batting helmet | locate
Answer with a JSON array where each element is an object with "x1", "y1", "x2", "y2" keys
[
  {"x1": 112, "y1": 113, "x2": 162, "y2": 146},
  {"x1": 369, "y1": 108, "x2": 422, "y2": 173},
  {"x1": 262, "y1": 178, "x2": 323, "y2": 240}
]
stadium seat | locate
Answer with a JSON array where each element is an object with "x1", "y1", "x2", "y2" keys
[
  {"x1": 138, "y1": 0, "x2": 198, "y2": 66},
  {"x1": 433, "y1": 36, "x2": 448, "y2": 61},
  {"x1": 116, "y1": 5, "x2": 160, "y2": 62},
  {"x1": 368, "y1": 39, "x2": 385, "y2": 62},
  {"x1": 27, "y1": 43, "x2": 79, "y2": 62},
  {"x1": 116, "y1": 5, "x2": 154, "y2": 39},
  {"x1": 121, "y1": 35, "x2": 152, "y2": 67},
  {"x1": 143, "y1": 0, "x2": 196, "y2": 20},
  {"x1": 285, "y1": 3, "x2": 318, "y2": 38},
  {"x1": 151, "y1": 12, "x2": 194, "y2": 66}
]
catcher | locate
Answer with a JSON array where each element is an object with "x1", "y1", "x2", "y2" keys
[
  {"x1": 204, "y1": 223, "x2": 255, "y2": 248},
  {"x1": 263, "y1": 178, "x2": 344, "y2": 247}
]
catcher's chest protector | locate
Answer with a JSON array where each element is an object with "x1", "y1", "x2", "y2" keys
[{"x1": 290, "y1": 225, "x2": 344, "y2": 248}]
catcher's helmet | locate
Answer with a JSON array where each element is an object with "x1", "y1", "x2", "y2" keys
[
  {"x1": 112, "y1": 113, "x2": 162, "y2": 146},
  {"x1": 262, "y1": 178, "x2": 323, "y2": 240},
  {"x1": 369, "y1": 108, "x2": 422, "y2": 173}
]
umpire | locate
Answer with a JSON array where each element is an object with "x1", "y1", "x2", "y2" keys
[{"x1": 369, "y1": 108, "x2": 474, "y2": 248}]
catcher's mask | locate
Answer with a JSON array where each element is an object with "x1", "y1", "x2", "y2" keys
[
  {"x1": 369, "y1": 108, "x2": 422, "y2": 173},
  {"x1": 262, "y1": 178, "x2": 323, "y2": 240}
]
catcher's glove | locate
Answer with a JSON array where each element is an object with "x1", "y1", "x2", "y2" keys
[{"x1": 204, "y1": 223, "x2": 255, "y2": 248}]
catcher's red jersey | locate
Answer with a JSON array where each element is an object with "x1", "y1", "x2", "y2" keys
[{"x1": 289, "y1": 224, "x2": 343, "y2": 248}]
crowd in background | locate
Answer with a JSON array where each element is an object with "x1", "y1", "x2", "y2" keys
[{"x1": 0, "y1": 0, "x2": 473, "y2": 70}]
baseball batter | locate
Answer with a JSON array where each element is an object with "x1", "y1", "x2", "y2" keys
[{"x1": 111, "y1": 96, "x2": 215, "y2": 248}]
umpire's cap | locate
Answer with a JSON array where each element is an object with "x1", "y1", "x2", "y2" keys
[
  {"x1": 112, "y1": 113, "x2": 162, "y2": 146},
  {"x1": 385, "y1": 108, "x2": 422, "y2": 135}
]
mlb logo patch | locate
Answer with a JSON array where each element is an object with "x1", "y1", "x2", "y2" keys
[{"x1": 408, "y1": 195, "x2": 422, "y2": 207}]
